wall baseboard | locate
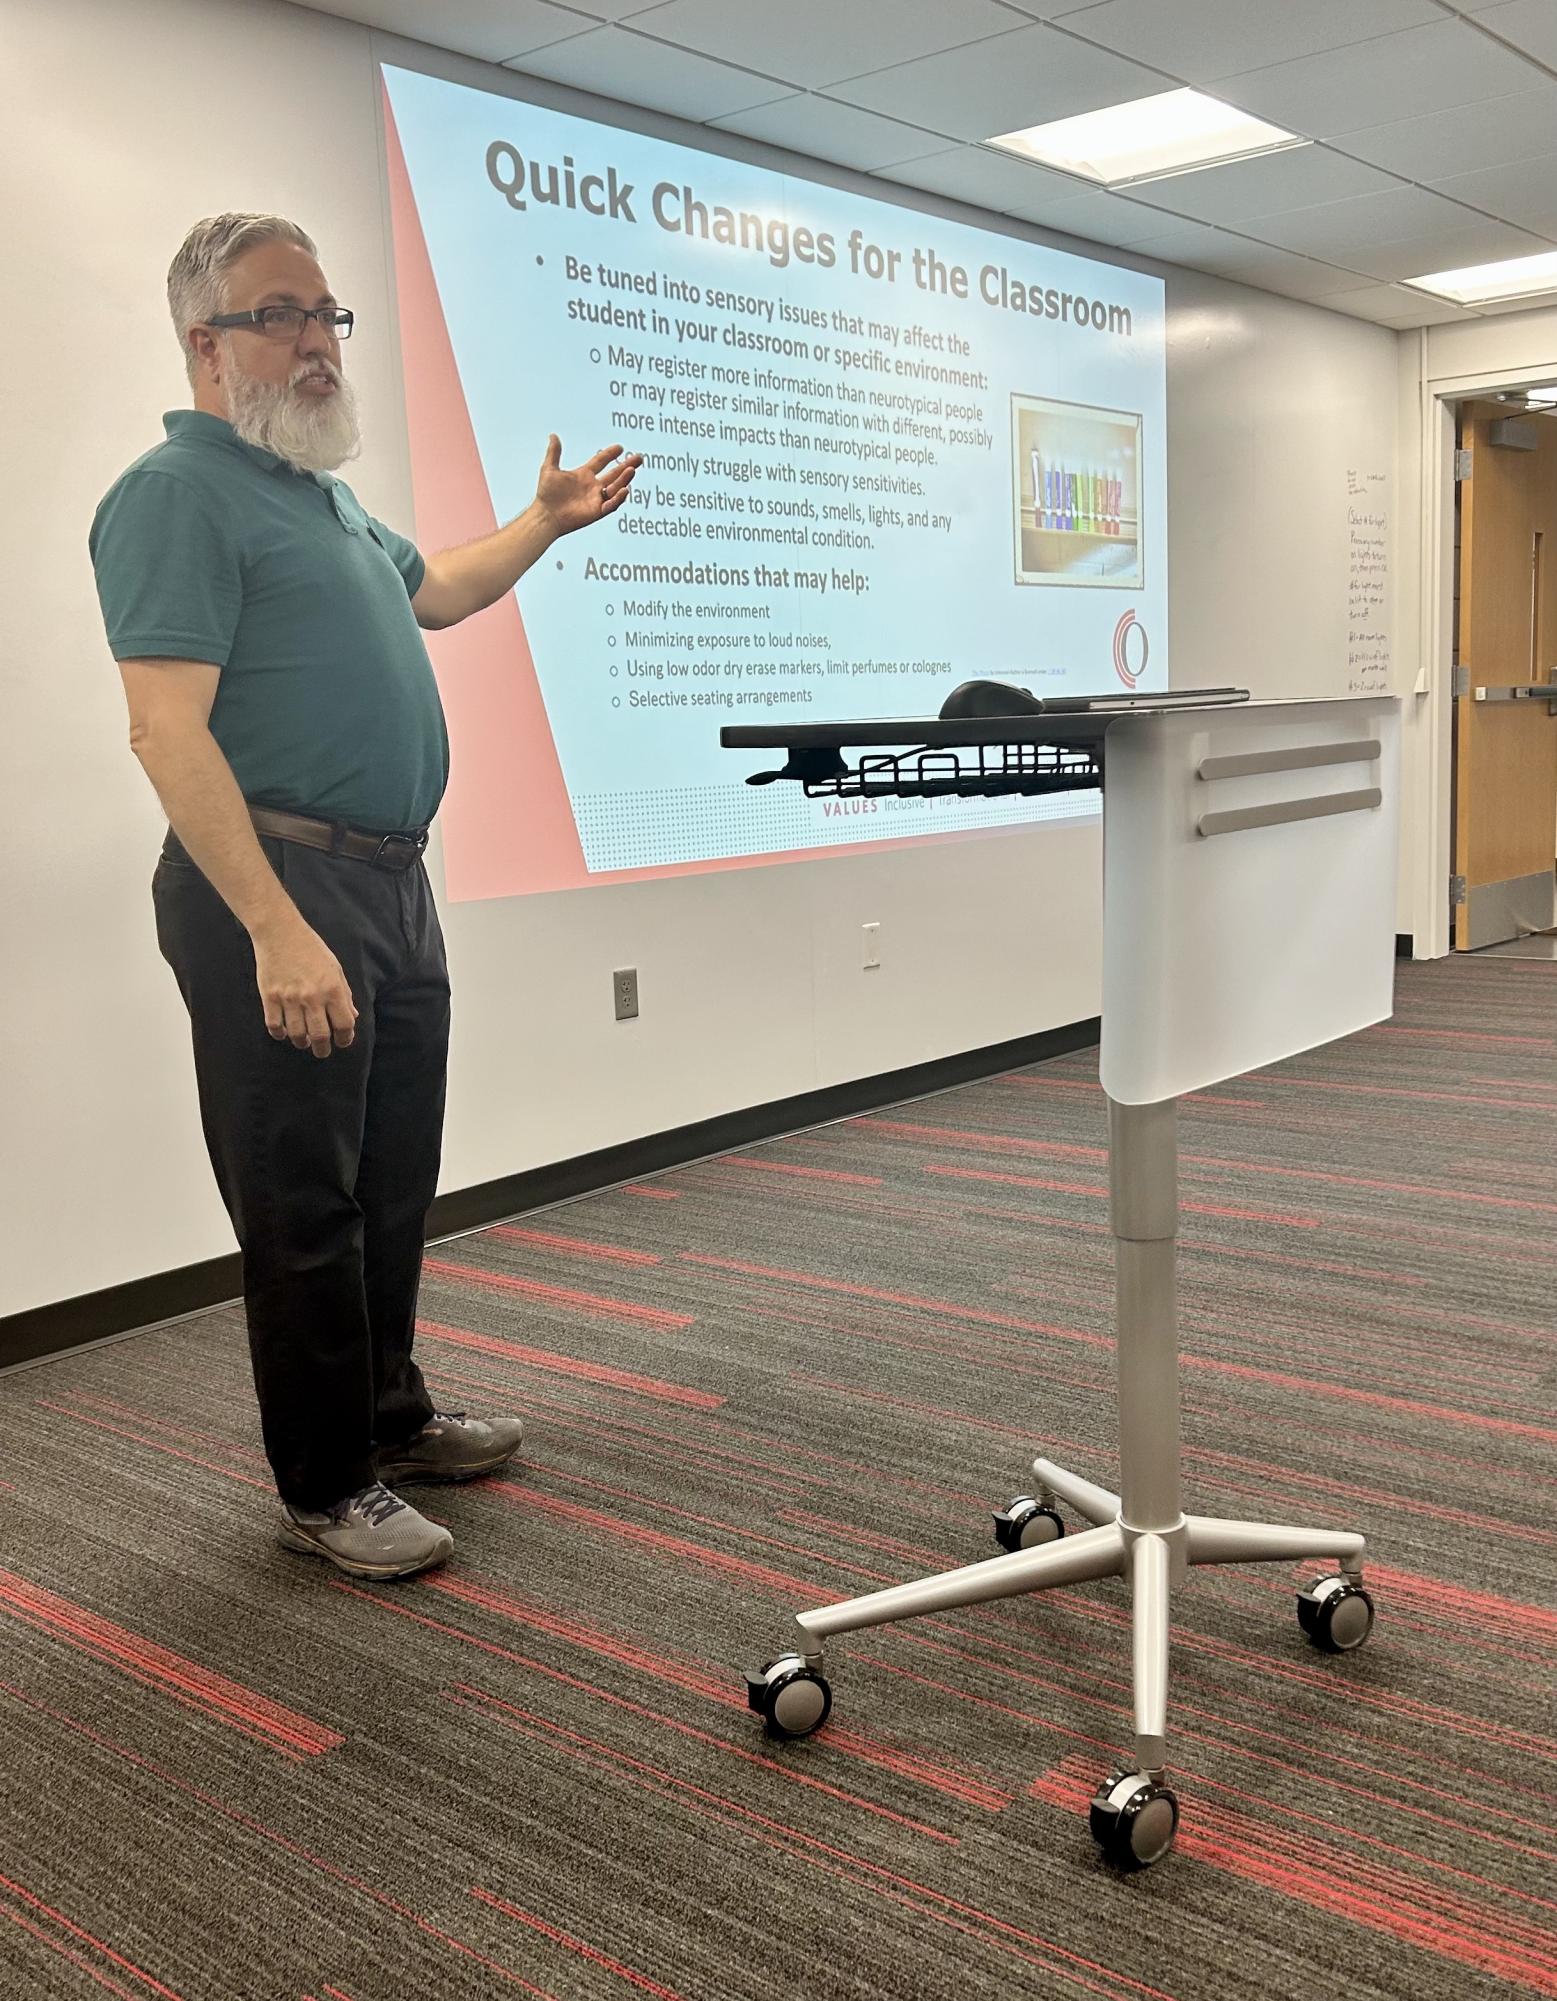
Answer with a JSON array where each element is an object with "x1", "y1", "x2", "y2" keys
[
  {"x1": 1, "y1": 1016, "x2": 1100, "y2": 1373},
  {"x1": 1395, "y1": 934, "x2": 1413, "y2": 958}
]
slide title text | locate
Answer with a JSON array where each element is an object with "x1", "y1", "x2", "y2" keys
[{"x1": 484, "y1": 140, "x2": 1134, "y2": 335}]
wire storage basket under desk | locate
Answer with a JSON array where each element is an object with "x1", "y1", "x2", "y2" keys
[{"x1": 755, "y1": 739, "x2": 1104, "y2": 801}]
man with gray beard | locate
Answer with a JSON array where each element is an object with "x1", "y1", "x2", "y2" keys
[{"x1": 89, "y1": 214, "x2": 639, "y2": 1580}]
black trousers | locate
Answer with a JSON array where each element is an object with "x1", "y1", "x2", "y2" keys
[{"x1": 153, "y1": 828, "x2": 447, "y2": 1509}]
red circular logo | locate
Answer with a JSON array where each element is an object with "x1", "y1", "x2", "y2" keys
[{"x1": 1113, "y1": 610, "x2": 1149, "y2": 689}]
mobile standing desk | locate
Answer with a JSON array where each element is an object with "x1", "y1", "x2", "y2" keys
[{"x1": 722, "y1": 691, "x2": 1401, "y2": 1868}]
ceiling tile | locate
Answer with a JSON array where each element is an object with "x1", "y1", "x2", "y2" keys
[
  {"x1": 303, "y1": 0, "x2": 595, "y2": 62},
  {"x1": 304, "y1": 0, "x2": 1555, "y2": 323},
  {"x1": 1333, "y1": 85, "x2": 1557, "y2": 179},
  {"x1": 1170, "y1": 242, "x2": 1376, "y2": 298},
  {"x1": 993, "y1": 1, "x2": 1120, "y2": 17},
  {"x1": 1120, "y1": 226, "x2": 1288, "y2": 286},
  {"x1": 1347, "y1": 220, "x2": 1555, "y2": 281},
  {"x1": 1318, "y1": 283, "x2": 1428, "y2": 315},
  {"x1": 1002, "y1": 183, "x2": 1183, "y2": 246},
  {"x1": 1322, "y1": 282, "x2": 1475, "y2": 325},
  {"x1": 1369, "y1": 303, "x2": 1484, "y2": 325},
  {"x1": 1108, "y1": 217, "x2": 1250, "y2": 262},
  {"x1": 709, "y1": 95, "x2": 954, "y2": 172},
  {"x1": 1470, "y1": 0, "x2": 1557, "y2": 67},
  {"x1": 827, "y1": 23, "x2": 1171, "y2": 143},
  {"x1": 1213, "y1": 19, "x2": 1544, "y2": 138},
  {"x1": 562, "y1": 0, "x2": 698, "y2": 15},
  {"x1": 1046, "y1": 0, "x2": 1443, "y2": 88},
  {"x1": 504, "y1": 25, "x2": 791, "y2": 119},
  {"x1": 1427, "y1": 154, "x2": 1557, "y2": 236},
  {"x1": 624, "y1": 0, "x2": 1019, "y2": 90},
  {"x1": 873, "y1": 144, "x2": 1096, "y2": 215},
  {"x1": 1250, "y1": 185, "x2": 1506, "y2": 257},
  {"x1": 1121, "y1": 144, "x2": 1405, "y2": 228}
]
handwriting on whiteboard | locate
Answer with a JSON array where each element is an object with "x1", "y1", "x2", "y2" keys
[{"x1": 1346, "y1": 469, "x2": 1390, "y2": 693}]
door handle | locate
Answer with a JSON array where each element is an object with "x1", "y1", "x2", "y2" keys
[{"x1": 1465, "y1": 683, "x2": 1557, "y2": 712}]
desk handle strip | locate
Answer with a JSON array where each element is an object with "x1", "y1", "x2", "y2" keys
[
  {"x1": 1197, "y1": 740, "x2": 1380, "y2": 781},
  {"x1": 1197, "y1": 788, "x2": 1382, "y2": 838}
]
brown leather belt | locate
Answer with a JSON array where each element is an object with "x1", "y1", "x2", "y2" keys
[{"x1": 249, "y1": 806, "x2": 429, "y2": 871}]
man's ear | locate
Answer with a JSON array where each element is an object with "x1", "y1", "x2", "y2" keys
[{"x1": 187, "y1": 327, "x2": 220, "y2": 382}]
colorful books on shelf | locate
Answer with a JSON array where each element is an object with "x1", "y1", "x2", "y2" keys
[{"x1": 1029, "y1": 450, "x2": 1128, "y2": 535}]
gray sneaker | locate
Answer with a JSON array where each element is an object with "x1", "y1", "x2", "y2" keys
[
  {"x1": 277, "y1": 1481, "x2": 453, "y2": 1580},
  {"x1": 375, "y1": 1409, "x2": 525, "y2": 1487}
]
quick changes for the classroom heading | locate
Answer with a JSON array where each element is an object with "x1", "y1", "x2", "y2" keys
[
  {"x1": 486, "y1": 143, "x2": 834, "y2": 268},
  {"x1": 484, "y1": 141, "x2": 1136, "y2": 335}
]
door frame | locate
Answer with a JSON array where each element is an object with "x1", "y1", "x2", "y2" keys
[{"x1": 1413, "y1": 347, "x2": 1557, "y2": 959}]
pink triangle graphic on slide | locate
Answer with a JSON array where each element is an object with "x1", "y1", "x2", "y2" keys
[{"x1": 384, "y1": 90, "x2": 586, "y2": 899}]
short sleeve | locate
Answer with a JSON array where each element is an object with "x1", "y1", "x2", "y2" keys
[
  {"x1": 364, "y1": 511, "x2": 426, "y2": 600},
  {"x1": 89, "y1": 469, "x2": 243, "y2": 666}
]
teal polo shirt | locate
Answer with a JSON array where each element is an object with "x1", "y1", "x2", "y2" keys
[{"x1": 89, "y1": 410, "x2": 449, "y2": 832}]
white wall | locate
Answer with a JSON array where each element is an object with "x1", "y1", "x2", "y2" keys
[
  {"x1": 0, "y1": 0, "x2": 1402, "y2": 1321},
  {"x1": 1422, "y1": 304, "x2": 1557, "y2": 385}
]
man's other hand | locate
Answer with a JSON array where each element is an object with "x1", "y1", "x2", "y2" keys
[
  {"x1": 535, "y1": 436, "x2": 642, "y2": 535},
  {"x1": 254, "y1": 921, "x2": 358, "y2": 1058}
]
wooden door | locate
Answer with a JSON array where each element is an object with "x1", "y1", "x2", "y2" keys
[{"x1": 1454, "y1": 401, "x2": 1557, "y2": 949}]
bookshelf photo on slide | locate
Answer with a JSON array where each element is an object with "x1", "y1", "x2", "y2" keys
[{"x1": 1012, "y1": 394, "x2": 1143, "y2": 588}]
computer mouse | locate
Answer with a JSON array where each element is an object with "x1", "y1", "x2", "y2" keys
[{"x1": 938, "y1": 678, "x2": 1044, "y2": 719}]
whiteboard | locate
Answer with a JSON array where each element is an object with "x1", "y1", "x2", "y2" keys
[{"x1": 1161, "y1": 270, "x2": 1397, "y2": 701}]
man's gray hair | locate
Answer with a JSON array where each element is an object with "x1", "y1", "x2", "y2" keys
[{"x1": 167, "y1": 213, "x2": 317, "y2": 387}]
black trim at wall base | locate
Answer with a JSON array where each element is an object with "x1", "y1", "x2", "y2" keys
[
  {"x1": 1396, "y1": 934, "x2": 1413, "y2": 958},
  {"x1": 1, "y1": 1016, "x2": 1100, "y2": 1374}
]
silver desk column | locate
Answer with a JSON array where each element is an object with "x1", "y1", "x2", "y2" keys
[
  {"x1": 1109, "y1": 1096, "x2": 1183, "y2": 1531},
  {"x1": 1109, "y1": 1095, "x2": 1183, "y2": 1778}
]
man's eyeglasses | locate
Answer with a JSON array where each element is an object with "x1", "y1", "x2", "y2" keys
[{"x1": 206, "y1": 306, "x2": 355, "y2": 340}]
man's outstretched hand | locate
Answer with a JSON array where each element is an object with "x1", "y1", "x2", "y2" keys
[{"x1": 535, "y1": 436, "x2": 642, "y2": 535}]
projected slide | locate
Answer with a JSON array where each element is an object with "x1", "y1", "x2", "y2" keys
[{"x1": 381, "y1": 63, "x2": 1167, "y2": 900}]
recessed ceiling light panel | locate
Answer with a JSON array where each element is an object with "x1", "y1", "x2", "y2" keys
[
  {"x1": 989, "y1": 88, "x2": 1307, "y2": 188},
  {"x1": 1404, "y1": 250, "x2": 1557, "y2": 305}
]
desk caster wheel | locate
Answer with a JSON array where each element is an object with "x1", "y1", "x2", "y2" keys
[
  {"x1": 1089, "y1": 1770, "x2": 1179, "y2": 1870},
  {"x1": 1298, "y1": 1574, "x2": 1375, "y2": 1653},
  {"x1": 745, "y1": 1654, "x2": 832, "y2": 1739},
  {"x1": 993, "y1": 1495, "x2": 1064, "y2": 1553}
]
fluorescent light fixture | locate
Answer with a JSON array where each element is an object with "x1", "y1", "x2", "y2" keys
[
  {"x1": 1404, "y1": 249, "x2": 1557, "y2": 305},
  {"x1": 988, "y1": 88, "x2": 1307, "y2": 188},
  {"x1": 1521, "y1": 385, "x2": 1557, "y2": 404}
]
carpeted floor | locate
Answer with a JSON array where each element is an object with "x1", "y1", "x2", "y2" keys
[{"x1": 1, "y1": 956, "x2": 1553, "y2": 2001}]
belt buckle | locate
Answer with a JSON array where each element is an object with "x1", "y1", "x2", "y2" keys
[{"x1": 372, "y1": 828, "x2": 427, "y2": 870}]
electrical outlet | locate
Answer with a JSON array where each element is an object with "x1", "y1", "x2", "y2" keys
[
  {"x1": 613, "y1": 967, "x2": 639, "y2": 1020},
  {"x1": 861, "y1": 922, "x2": 881, "y2": 970}
]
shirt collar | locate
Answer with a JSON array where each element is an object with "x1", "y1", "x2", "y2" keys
[{"x1": 162, "y1": 409, "x2": 335, "y2": 488}]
